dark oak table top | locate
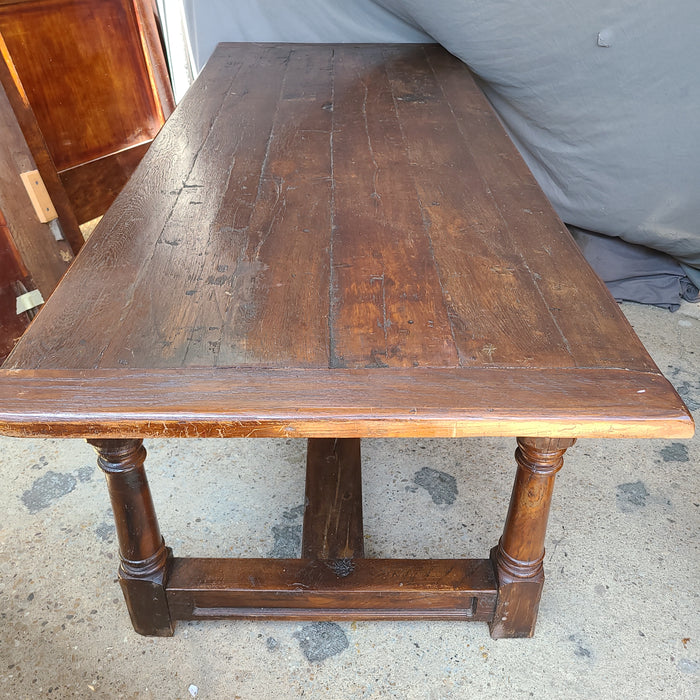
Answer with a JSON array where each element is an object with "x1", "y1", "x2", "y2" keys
[{"x1": 0, "y1": 44, "x2": 693, "y2": 439}]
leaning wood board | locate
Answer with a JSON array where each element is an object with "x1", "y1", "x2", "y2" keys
[{"x1": 0, "y1": 43, "x2": 691, "y2": 440}]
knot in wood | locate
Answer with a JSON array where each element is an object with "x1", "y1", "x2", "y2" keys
[{"x1": 327, "y1": 558, "x2": 355, "y2": 578}]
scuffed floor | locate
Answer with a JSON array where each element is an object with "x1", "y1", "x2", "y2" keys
[{"x1": 0, "y1": 301, "x2": 698, "y2": 699}]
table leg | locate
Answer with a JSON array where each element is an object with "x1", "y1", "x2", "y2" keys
[
  {"x1": 88, "y1": 438, "x2": 174, "y2": 636},
  {"x1": 489, "y1": 437, "x2": 576, "y2": 638},
  {"x1": 302, "y1": 438, "x2": 364, "y2": 561}
]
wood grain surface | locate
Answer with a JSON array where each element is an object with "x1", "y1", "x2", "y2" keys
[
  {"x1": 0, "y1": 44, "x2": 693, "y2": 439},
  {"x1": 0, "y1": 367, "x2": 692, "y2": 438}
]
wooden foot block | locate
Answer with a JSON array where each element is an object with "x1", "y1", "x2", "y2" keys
[
  {"x1": 119, "y1": 548, "x2": 174, "y2": 637},
  {"x1": 488, "y1": 546, "x2": 544, "y2": 639}
]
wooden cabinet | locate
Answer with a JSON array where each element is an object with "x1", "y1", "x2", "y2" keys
[{"x1": 0, "y1": 0, "x2": 174, "y2": 224}]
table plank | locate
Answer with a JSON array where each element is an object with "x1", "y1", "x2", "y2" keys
[
  {"x1": 4, "y1": 45, "x2": 258, "y2": 370},
  {"x1": 330, "y1": 46, "x2": 458, "y2": 368},
  {"x1": 96, "y1": 44, "x2": 297, "y2": 369},
  {"x1": 422, "y1": 46, "x2": 656, "y2": 371},
  {"x1": 216, "y1": 45, "x2": 335, "y2": 367},
  {"x1": 383, "y1": 46, "x2": 576, "y2": 368}
]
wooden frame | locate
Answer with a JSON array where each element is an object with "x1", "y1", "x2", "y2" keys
[{"x1": 84, "y1": 436, "x2": 574, "y2": 638}]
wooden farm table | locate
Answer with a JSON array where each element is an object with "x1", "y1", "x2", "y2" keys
[{"x1": 0, "y1": 44, "x2": 693, "y2": 638}]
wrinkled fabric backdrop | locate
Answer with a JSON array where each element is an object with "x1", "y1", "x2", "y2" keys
[{"x1": 183, "y1": 0, "x2": 700, "y2": 307}]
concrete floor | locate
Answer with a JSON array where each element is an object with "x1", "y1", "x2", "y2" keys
[{"x1": 0, "y1": 301, "x2": 698, "y2": 699}]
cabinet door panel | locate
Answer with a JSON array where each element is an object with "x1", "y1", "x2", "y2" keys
[{"x1": 0, "y1": 0, "x2": 174, "y2": 222}]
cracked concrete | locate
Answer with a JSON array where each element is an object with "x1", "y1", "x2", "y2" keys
[{"x1": 0, "y1": 301, "x2": 698, "y2": 698}]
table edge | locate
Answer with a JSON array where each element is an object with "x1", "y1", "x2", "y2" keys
[{"x1": 0, "y1": 367, "x2": 693, "y2": 439}]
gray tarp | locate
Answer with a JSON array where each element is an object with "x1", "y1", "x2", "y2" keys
[
  {"x1": 183, "y1": 0, "x2": 700, "y2": 306},
  {"x1": 570, "y1": 227, "x2": 698, "y2": 311}
]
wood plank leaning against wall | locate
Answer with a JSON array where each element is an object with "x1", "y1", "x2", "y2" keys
[{"x1": 0, "y1": 17, "x2": 80, "y2": 361}]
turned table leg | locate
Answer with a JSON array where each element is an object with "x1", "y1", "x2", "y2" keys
[
  {"x1": 489, "y1": 437, "x2": 576, "y2": 638},
  {"x1": 88, "y1": 438, "x2": 174, "y2": 636}
]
